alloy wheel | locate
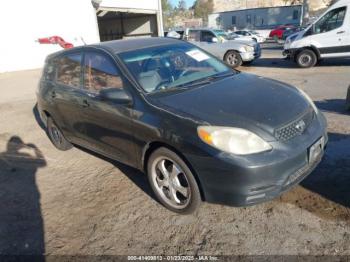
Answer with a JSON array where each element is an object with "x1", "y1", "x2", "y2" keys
[{"x1": 151, "y1": 157, "x2": 191, "y2": 209}]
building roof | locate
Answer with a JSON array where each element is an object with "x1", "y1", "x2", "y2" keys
[{"x1": 94, "y1": 37, "x2": 182, "y2": 54}]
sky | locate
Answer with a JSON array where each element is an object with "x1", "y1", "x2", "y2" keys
[{"x1": 170, "y1": 0, "x2": 195, "y2": 8}]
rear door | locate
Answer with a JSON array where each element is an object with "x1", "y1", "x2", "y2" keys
[
  {"x1": 79, "y1": 49, "x2": 136, "y2": 166},
  {"x1": 52, "y1": 51, "x2": 86, "y2": 143},
  {"x1": 311, "y1": 6, "x2": 349, "y2": 57}
]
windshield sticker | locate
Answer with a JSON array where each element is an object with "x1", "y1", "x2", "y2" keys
[{"x1": 186, "y1": 50, "x2": 210, "y2": 62}]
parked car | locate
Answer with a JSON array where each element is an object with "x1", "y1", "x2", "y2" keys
[
  {"x1": 37, "y1": 37, "x2": 327, "y2": 214},
  {"x1": 181, "y1": 28, "x2": 261, "y2": 67},
  {"x1": 283, "y1": 0, "x2": 350, "y2": 68},
  {"x1": 279, "y1": 26, "x2": 307, "y2": 43},
  {"x1": 269, "y1": 25, "x2": 296, "y2": 41},
  {"x1": 234, "y1": 30, "x2": 266, "y2": 43}
]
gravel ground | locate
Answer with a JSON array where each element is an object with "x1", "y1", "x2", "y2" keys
[{"x1": 0, "y1": 44, "x2": 349, "y2": 257}]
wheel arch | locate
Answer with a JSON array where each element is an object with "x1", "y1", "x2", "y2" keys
[
  {"x1": 295, "y1": 45, "x2": 321, "y2": 60},
  {"x1": 142, "y1": 141, "x2": 206, "y2": 200},
  {"x1": 223, "y1": 49, "x2": 241, "y2": 60}
]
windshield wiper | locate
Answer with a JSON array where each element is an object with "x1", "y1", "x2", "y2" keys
[{"x1": 156, "y1": 72, "x2": 236, "y2": 92}]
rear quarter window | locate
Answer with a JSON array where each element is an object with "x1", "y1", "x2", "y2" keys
[{"x1": 43, "y1": 59, "x2": 56, "y2": 81}]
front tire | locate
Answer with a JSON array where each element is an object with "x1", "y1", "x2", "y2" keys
[
  {"x1": 296, "y1": 49, "x2": 317, "y2": 68},
  {"x1": 147, "y1": 147, "x2": 201, "y2": 214},
  {"x1": 47, "y1": 117, "x2": 73, "y2": 151},
  {"x1": 224, "y1": 51, "x2": 242, "y2": 68}
]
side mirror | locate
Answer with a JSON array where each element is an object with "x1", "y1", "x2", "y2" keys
[{"x1": 99, "y1": 88, "x2": 132, "y2": 105}]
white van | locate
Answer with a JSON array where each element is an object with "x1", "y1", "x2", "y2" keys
[{"x1": 283, "y1": 0, "x2": 350, "y2": 68}]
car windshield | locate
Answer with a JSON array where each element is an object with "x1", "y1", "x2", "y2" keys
[
  {"x1": 118, "y1": 43, "x2": 234, "y2": 94},
  {"x1": 213, "y1": 30, "x2": 229, "y2": 40}
]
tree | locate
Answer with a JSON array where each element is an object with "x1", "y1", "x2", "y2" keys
[
  {"x1": 178, "y1": 0, "x2": 187, "y2": 11},
  {"x1": 161, "y1": 0, "x2": 175, "y2": 29},
  {"x1": 193, "y1": 0, "x2": 214, "y2": 22},
  {"x1": 161, "y1": 0, "x2": 172, "y2": 13}
]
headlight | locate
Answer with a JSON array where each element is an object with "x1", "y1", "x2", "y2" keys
[
  {"x1": 298, "y1": 88, "x2": 319, "y2": 114},
  {"x1": 197, "y1": 126, "x2": 272, "y2": 155},
  {"x1": 243, "y1": 45, "x2": 254, "y2": 52}
]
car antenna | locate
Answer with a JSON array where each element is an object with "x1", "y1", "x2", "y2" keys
[{"x1": 80, "y1": 37, "x2": 87, "y2": 45}]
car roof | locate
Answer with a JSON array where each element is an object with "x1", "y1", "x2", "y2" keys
[
  {"x1": 93, "y1": 37, "x2": 183, "y2": 54},
  {"x1": 48, "y1": 37, "x2": 184, "y2": 59}
]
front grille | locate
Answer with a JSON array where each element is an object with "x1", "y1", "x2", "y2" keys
[{"x1": 274, "y1": 108, "x2": 314, "y2": 141}]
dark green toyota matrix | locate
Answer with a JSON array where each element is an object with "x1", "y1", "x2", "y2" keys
[{"x1": 37, "y1": 37, "x2": 327, "y2": 214}]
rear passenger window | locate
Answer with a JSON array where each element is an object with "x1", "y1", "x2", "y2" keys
[
  {"x1": 188, "y1": 30, "x2": 200, "y2": 42},
  {"x1": 83, "y1": 52, "x2": 123, "y2": 94},
  {"x1": 56, "y1": 53, "x2": 82, "y2": 88}
]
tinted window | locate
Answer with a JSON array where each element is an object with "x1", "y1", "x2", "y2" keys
[
  {"x1": 43, "y1": 60, "x2": 56, "y2": 81},
  {"x1": 56, "y1": 53, "x2": 82, "y2": 88},
  {"x1": 188, "y1": 30, "x2": 200, "y2": 41},
  {"x1": 232, "y1": 16, "x2": 236, "y2": 25},
  {"x1": 83, "y1": 52, "x2": 123, "y2": 94},
  {"x1": 201, "y1": 31, "x2": 216, "y2": 42},
  {"x1": 314, "y1": 7, "x2": 346, "y2": 34}
]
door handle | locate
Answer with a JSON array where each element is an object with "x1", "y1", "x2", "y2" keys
[
  {"x1": 81, "y1": 99, "x2": 90, "y2": 108},
  {"x1": 337, "y1": 30, "x2": 345, "y2": 34}
]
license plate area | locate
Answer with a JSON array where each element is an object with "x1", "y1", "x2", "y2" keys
[{"x1": 308, "y1": 136, "x2": 325, "y2": 164}]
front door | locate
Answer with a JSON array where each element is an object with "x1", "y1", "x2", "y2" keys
[
  {"x1": 79, "y1": 49, "x2": 136, "y2": 166},
  {"x1": 311, "y1": 6, "x2": 350, "y2": 57}
]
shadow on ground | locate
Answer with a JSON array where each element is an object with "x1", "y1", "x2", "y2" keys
[
  {"x1": 74, "y1": 145, "x2": 158, "y2": 204},
  {"x1": 280, "y1": 132, "x2": 350, "y2": 221},
  {"x1": 0, "y1": 135, "x2": 46, "y2": 259},
  {"x1": 315, "y1": 99, "x2": 350, "y2": 115}
]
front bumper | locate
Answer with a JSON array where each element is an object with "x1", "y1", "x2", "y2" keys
[
  {"x1": 241, "y1": 45, "x2": 261, "y2": 61},
  {"x1": 185, "y1": 112, "x2": 327, "y2": 207},
  {"x1": 282, "y1": 48, "x2": 297, "y2": 58}
]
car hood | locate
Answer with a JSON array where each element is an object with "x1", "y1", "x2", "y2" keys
[
  {"x1": 150, "y1": 73, "x2": 310, "y2": 139},
  {"x1": 226, "y1": 38, "x2": 256, "y2": 46}
]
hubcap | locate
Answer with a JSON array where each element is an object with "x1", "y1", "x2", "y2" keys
[
  {"x1": 151, "y1": 157, "x2": 190, "y2": 209},
  {"x1": 300, "y1": 54, "x2": 311, "y2": 66},
  {"x1": 226, "y1": 53, "x2": 238, "y2": 66},
  {"x1": 50, "y1": 124, "x2": 63, "y2": 145}
]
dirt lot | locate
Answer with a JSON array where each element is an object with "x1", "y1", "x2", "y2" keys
[{"x1": 0, "y1": 45, "x2": 350, "y2": 256}]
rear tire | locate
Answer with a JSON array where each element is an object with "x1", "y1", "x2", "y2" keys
[
  {"x1": 296, "y1": 49, "x2": 317, "y2": 68},
  {"x1": 147, "y1": 147, "x2": 201, "y2": 214},
  {"x1": 47, "y1": 117, "x2": 73, "y2": 151},
  {"x1": 224, "y1": 51, "x2": 242, "y2": 68}
]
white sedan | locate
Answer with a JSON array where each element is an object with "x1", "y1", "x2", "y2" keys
[{"x1": 233, "y1": 30, "x2": 266, "y2": 43}]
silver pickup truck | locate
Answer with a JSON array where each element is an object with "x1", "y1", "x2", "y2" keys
[{"x1": 167, "y1": 28, "x2": 261, "y2": 68}]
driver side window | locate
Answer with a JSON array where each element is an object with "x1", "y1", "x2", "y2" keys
[
  {"x1": 83, "y1": 51, "x2": 123, "y2": 94},
  {"x1": 201, "y1": 31, "x2": 216, "y2": 42},
  {"x1": 314, "y1": 7, "x2": 346, "y2": 34}
]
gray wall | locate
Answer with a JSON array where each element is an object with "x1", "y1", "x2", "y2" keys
[{"x1": 208, "y1": 5, "x2": 302, "y2": 30}]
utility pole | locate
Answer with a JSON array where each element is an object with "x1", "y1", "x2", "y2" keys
[{"x1": 302, "y1": 0, "x2": 310, "y2": 25}]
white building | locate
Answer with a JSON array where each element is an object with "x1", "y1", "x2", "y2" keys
[{"x1": 0, "y1": 0, "x2": 163, "y2": 73}]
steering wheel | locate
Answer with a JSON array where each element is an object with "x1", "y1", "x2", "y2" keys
[{"x1": 179, "y1": 69, "x2": 192, "y2": 78}]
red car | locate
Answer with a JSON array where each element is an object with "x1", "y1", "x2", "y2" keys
[{"x1": 269, "y1": 25, "x2": 296, "y2": 40}]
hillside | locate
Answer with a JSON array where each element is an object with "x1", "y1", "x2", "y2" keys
[{"x1": 213, "y1": 0, "x2": 332, "y2": 14}]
